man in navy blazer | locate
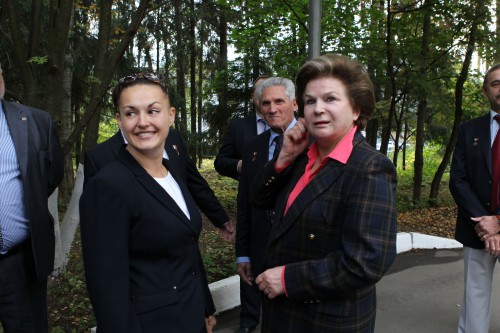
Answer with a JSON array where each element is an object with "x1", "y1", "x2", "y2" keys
[
  {"x1": 450, "y1": 63, "x2": 500, "y2": 333},
  {"x1": 214, "y1": 76, "x2": 271, "y2": 332},
  {"x1": 235, "y1": 77, "x2": 297, "y2": 333},
  {"x1": 0, "y1": 64, "x2": 64, "y2": 332},
  {"x1": 214, "y1": 76, "x2": 269, "y2": 180}
]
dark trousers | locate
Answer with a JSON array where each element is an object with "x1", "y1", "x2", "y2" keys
[
  {"x1": 239, "y1": 280, "x2": 261, "y2": 329},
  {"x1": 0, "y1": 245, "x2": 48, "y2": 333}
]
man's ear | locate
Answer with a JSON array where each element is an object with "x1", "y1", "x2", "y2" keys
[{"x1": 482, "y1": 86, "x2": 488, "y2": 97}]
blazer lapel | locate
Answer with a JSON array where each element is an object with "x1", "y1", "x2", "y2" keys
[
  {"x1": 167, "y1": 159, "x2": 202, "y2": 232},
  {"x1": 3, "y1": 102, "x2": 28, "y2": 177},
  {"x1": 117, "y1": 148, "x2": 198, "y2": 234},
  {"x1": 479, "y1": 114, "x2": 493, "y2": 175},
  {"x1": 272, "y1": 158, "x2": 346, "y2": 241}
]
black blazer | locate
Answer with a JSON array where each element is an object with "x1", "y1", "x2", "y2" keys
[
  {"x1": 84, "y1": 128, "x2": 229, "y2": 228},
  {"x1": 236, "y1": 131, "x2": 273, "y2": 275},
  {"x1": 2, "y1": 100, "x2": 64, "y2": 281},
  {"x1": 214, "y1": 115, "x2": 258, "y2": 180},
  {"x1": 80, "y1": 147, "x2": 209, "y2": 332},
  {"x1": 450, "y1": 113, "x2": 493, "y2": 249}
]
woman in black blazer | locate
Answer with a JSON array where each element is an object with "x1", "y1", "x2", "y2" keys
[{"x1": 80, "y1": 74, "x2": 212, "y2": 332}]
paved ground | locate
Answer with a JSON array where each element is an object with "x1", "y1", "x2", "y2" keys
[{"x1": 213, "y1": 248, "x2": 500, "y2": 333}]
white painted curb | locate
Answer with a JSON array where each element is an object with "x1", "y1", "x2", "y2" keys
[{"x1": 210, "y1": 232, "x2": 463, "y2": 314}]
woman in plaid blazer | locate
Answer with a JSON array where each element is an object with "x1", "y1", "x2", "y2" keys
[{"x1": 252, "y1": 54, "x2": 397, "y2": 332}]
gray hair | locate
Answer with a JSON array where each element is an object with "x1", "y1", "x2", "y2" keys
[{"x1": 255, "y1": 77, "x2": 295, "y2": 103}]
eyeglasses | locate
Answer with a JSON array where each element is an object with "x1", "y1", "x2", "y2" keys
[{"x1": 118, "y1": 73, "x2": 160, "y2": 84}]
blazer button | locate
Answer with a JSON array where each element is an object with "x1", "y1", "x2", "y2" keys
[
  {"x1": 193, "y1": 271, "x2": 199, "y2": 278},
  {"x1": 308, "y1": 234, "x2": 315, "y2": 240}
]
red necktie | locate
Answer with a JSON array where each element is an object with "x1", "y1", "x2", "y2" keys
[{"x1": 491, "y1": 114, "x2": 500, "y2": 212}]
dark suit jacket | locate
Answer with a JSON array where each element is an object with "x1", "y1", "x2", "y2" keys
[
  {"x1": 84, "y1": 128, "x2": 229, "y2": 228},
  {"x1": 450, "y1": 113, "x2": 493, "y2": 249},
  {"x1": 236, "y1": 131, "x2": 272, "y2": 275},
  {"x1": 80, "y1": 147, "x2": 209, "y2": 332},
  {"x1": 2, "y1": 100, "x2": 64, "y2": 281},
  {"x1": 214, "y1": 115, "x2": 258, "y2": 180},
  {"x1": 251, "y1": 132, "x2": 397, "y2": 332}
]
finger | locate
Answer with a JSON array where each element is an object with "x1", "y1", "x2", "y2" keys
[{"x1": 255, "y1": 274, "x2": 263, "y2": 286}]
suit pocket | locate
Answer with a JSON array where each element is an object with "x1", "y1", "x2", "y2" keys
[{"x1": 131, "y1": 289, "x2": 179, "y2": 314}]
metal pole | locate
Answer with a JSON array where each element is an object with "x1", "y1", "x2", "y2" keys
[{"x1": 308, "y1": 0, "x2": 322, "y2": 59}]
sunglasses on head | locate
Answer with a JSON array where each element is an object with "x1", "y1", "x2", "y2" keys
[{"x1": 118, "y1": 73, "x2": 160, "y2": 84}]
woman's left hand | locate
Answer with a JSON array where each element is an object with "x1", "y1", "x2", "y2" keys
[{"x1": 256, "y1": 266, "x2": 285, "y2": 299}]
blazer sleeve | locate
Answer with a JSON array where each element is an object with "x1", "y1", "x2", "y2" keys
[
  {"x1": 249, "y1": 156, "x2": 298, "y2": 210},
  {"x1": 46, "y1": 113, "x2": 64, "y2": 195},
  {"x1": 449, "y1": 123, "x2": 490, "y2": 219},
  {"x1": 172, "y1": 131, "x2": 230, "y2": 228},
  {"x1": 214, "y1": 120, "x2": 241, "y2": 180},
  {"x1": 235, "y1": 143, "x2": 254, "y2": 258},
  {"x1": 284, "y1": 153, "x2": 397, "y2": 301},
  {"x1": 83, "y1": 150, "x2": 98, "y2": 187},
  {"x1": 80, "y1": 175, "x2": 141, "y2": 332}
]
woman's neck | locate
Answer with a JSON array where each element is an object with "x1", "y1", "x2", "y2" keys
[{"x1": 126, "y1": 146, "x2": 167, "y2": 178}]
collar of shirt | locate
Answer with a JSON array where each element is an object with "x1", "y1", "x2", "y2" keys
[
  {"x1": 305, "y1": 125, "x2": 357, "y2": 178},
  {"x1": 256, "y1": 113, "x2": 268, "y2": 134},
  {"x1": 120, "y1": 130, "x2": 169, "y2": 160},
  {"x1": 490, "y1": 110, "x2": 500, "y2": 146}
]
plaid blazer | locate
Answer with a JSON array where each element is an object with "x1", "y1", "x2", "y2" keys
[{"x1": 251, "y1": 132, "x2": 397, "y2": 332}]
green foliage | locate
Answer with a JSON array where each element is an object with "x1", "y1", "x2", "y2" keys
[
  {"x1": 394, "y1": 142, "x2": 454, "y2": 211},
  {"x1": 27, "y1": 55, "x2": 49, "y2": 65},
  {"x1": 47, "y1": 232, "x2": 95, "y2": 332},
  {"x1": 198, "y1": 159, "x2": 239, "y2": 211}
]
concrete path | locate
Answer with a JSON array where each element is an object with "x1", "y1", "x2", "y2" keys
[{"x1": 214, "y1": 248, "x2": 500, "y2": 333}]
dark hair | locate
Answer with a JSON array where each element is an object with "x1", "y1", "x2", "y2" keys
[
  {"x1": 483, "y1": 64, "x2": 500, "y2": 89},
  {"x1": 295, "y1": 54, "x2": 375, "y2": 131},
  {"x1": 112, "y1": 73, "x2": 169, "y2": 111}
]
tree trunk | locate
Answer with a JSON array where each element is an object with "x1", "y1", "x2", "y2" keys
[
  {"x1": 189, "y1": 0, "x2": 197, "y2": 162},
  {"x1": 217, "y1": 6, "x2": 229, "y2": 134},
  {"x1": 412, "y1": 0, "x2": 431, "y2": 205},
  {"x1": 5, "y1": 1, "x2": 38, "y2": 106},
  {"x1": 82, "y1": 0, "x2": 113, "y2": 152},
  {"x1": 381, "y1": 0, "x2": 396, "y2": 156},
  {"x1": 429, "y1": 2, "x2": 480, "y2": 205},
  {"x1": 63, "y1": 0, "x2": 151, "y2": 156},
  {"x1": 174, "y1": 0, "x2": 187, "y2": 136},
  {"x1": 197, "y1": 24, "x2": 204, "y2": 167}
]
